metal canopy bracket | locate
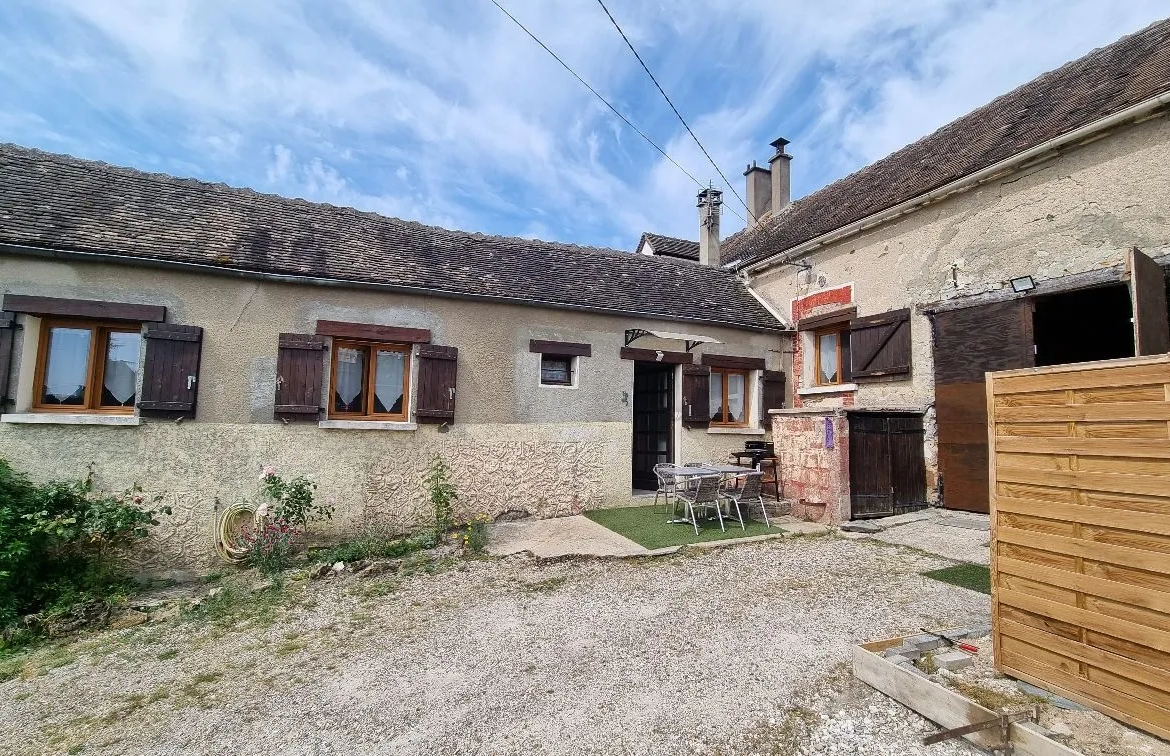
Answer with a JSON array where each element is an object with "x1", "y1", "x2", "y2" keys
[
  {"x1": 624, "y1": 329, "x2": 651, "y2": 347},
  {"x1": 623, "y1": 328, "x2": 721, "y2": 352}
]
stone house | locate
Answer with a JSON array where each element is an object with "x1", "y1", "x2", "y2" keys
[
  {"x1": 0, "y1": 145, "x2": 789, "y2": 570},
  {"x1": 721, "y1": 18, "x2": 1170, "y2": 522}
]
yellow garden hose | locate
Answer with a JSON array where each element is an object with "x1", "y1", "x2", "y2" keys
[{"x1": 215, "y1": 501, "x2": 260, "y2": 563}]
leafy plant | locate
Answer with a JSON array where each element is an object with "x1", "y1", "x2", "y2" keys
[
  {"x1": 425, "y1": 457, "x2": 458, "y2": 536},
  {"x1": 461, "y1": 514, "x2": 490, "y2": 554},
  {"x1": 312, "y1": 531, "x2": 434, "y2": 565},
  {"x1": 234, "y1": 518, "x2": 299, "y2": 574},
  {"x1": 0, "y1": 459, "x2": 169, "y2": 630},
  {"x1": 258, "y1": 467, "x2": 333, "y2": 529}
]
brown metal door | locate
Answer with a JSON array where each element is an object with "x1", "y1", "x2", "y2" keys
[
  {"x1": 1128, "y1": 247, "x2": 1170, "y2": 356},
  {"x1": 932, "y1": 299, "x2": 1034, "y2": 513},
  {"x1": 632, "y1": 362, "x2": 674, "y2": 491}
]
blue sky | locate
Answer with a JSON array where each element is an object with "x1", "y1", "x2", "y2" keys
[{"x1": 1, "y1": 1, "x2": 1166, "y2": 251}]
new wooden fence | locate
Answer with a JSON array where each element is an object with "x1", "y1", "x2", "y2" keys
[{"x1": 987, "y1": 354, "x2": 1170, "y2": 740}]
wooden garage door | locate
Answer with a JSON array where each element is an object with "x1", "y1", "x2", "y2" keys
[{"x1": 932, "y1": 299, "x2": 1034, "y2": 513}]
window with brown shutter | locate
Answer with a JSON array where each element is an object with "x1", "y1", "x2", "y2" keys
[
  {"x1": 760, "y1": 370, "x2": 785, "y2": 427},
  {"x1": 139, "y1": 323, "x2": 204, "y2": 413},
  {"x1": 328, "y1": 340, "x2": 411, "y2": 421},
  {"x1": 31, "y1": 318, "x2": 142, "y2": 414},
  {"x1": 274, "y1": 333, "x2": 327, "y2": 418},
  {"x1": 681, "y1": 364, "x2": 710, "y2": 428},
  {"x1": 849, "y1": 308, "x2": 911, "y2": 380},
  {"x1": 0, "y1": 313, "x2": 15, "y2": 409},
  {"x1": 415, "y1": 345, "x2": 458, "y2": 424}
]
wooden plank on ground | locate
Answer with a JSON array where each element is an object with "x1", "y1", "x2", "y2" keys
[{"x1": 853, "y1": 643, "x2": 1080, "y2": 755}]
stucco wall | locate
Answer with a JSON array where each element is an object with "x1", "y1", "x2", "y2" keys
[
  {"x1": 750, "y1": 113, "x2": 1170, "y2": 497},
  {"x1": 0, "y1": 255, "x2": 783, "y2": 567}
]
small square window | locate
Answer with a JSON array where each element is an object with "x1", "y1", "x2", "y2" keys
[{"x1": 540, "y1": 355, "x2": 574, "y2": 386}]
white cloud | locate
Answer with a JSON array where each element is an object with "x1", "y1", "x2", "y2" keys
[{"x1": 0, "y1": 0, "x2": 1166, "y2": 250}]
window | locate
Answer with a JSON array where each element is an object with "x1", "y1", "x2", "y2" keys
[
  {"x1": 814, "y1": 327, "x2": 848, "y2": 386},
  {"x1": 328, "y1": 340, "x2": 411, "y2": 420},
  {"x1": 539, "y1": 354, "x2": 575, "y2": 386},
  {"x1": 33, "y1": 319, "x2": 141, "y2": 413},
  {"x1": 709, "y1": 367, "x2": 748, "y2": 425}
]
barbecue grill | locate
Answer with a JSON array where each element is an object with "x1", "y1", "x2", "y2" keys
[{"x1": 730, "y1": 441, "x2": 780, "y2": 500}]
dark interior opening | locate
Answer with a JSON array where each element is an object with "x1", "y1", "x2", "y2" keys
[{"x1": 1032, "y1": 284, "x2": 1135, "y2": 367}]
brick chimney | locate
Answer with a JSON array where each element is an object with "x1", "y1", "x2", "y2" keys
[
  {"x1": 768, "y1": 137, "x2": 792, "y2": 212},
  {"x1": 744, "y1": 161, "x2": 771, "y2": 226},
  {"x1": 697, "y1": 186, "x2": 722, "y2": 266}
]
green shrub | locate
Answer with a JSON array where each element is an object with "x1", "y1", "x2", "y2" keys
[
  {"x1": 312, "y1": 531, "x2": 435, "y2": 565},
  {"x1": 0, "y1": 459, "x2": 169, "y2": 630},
  {"x1": 258, "y1": 468, "x2": 333, "y2": 529},
  {"x1": 425, "y1": 456, "x2": 458, "y2": 536}
]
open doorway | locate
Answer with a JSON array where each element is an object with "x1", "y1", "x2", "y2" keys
[
  {"x1": 631, "y1": 362, "x2": 674, "y2": 492},
  {"x1": 1032, "y1": 284, "x2": 1135, "y2": 367}
]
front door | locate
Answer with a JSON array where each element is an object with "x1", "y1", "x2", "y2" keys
[{"x1": 632, "y1": 362, "x2": 674, "y2": 491}]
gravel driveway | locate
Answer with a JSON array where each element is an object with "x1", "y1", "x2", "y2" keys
[{"x1": 0, "y1": 534, "x2": 989, "y2": 755}]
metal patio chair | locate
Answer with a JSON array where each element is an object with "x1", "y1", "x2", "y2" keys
[
  {"x1": 721, "y1": 471, "x2": 766, "y2": 527},
  {"x1": 676, "y1": 474, "x2": 724, "y2": 535},
  {"x1": 652, "y1": 463, "x2": 678, "y2": 514}
]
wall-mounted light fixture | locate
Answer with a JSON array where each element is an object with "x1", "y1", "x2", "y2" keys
[{"x1": 1010, "y1": 275, "x2": 1036, "y2": 293}]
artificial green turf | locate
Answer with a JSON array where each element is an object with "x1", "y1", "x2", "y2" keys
[
  {"x1": 922, "y1": 563, "x2": 992, "y2": 594},
  {"x1": 583, "y1": 504, "x2": 778, "y2": 550}
]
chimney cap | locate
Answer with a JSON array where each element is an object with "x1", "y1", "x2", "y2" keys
[
  {"x1": 743, "y1": 160, "x2": 771, "y2": 176},
  {"x1": 696, "y1": 186, "x2": 723, "y2": 206},
  {"x1": 769, "y1": 137, "x2": 792, "y2": 161}
]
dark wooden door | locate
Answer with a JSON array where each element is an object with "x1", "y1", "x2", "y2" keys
[
  {"x1": 849, "y1": 413, "x2": 926, "y2": 518},
  {"x1": 932, "y1": 299, "x2": 1034, "y2": 513},
  {"x1": 632, "y1": 362, "x2": 674, "y2": 490},
  {"x1": 849, "y1": 413, "x2": 893, "y2": 517},
  {"x1": 1129, "y1": 247, "x2": 1170, "y2": 356}
]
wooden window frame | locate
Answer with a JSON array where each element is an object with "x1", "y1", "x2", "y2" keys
[
  {"x1": 539, "y1": 354, "x2": 576, "y2": 387},
  {"x1": 814, "y1": 326, "x2": 846, "y2": 387},
  {"x1": 327, "y1": 339, "x2": 412, "y2": 421},
  {"x1": 709, "y1": 366, "x2": 750, "y2": 427},
  {"x1": 32, "y1": 318, "x2": 141, "y2": 414}
]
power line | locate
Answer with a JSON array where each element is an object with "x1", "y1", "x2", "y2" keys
[
  {"x1": 594, "y1": 0, "x2": 752, "y2": 220},
  {"x1": 489, "y1": 0, "x2": 746, "y2": 225}
]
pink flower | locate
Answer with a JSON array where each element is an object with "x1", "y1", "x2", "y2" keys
[{"x1": 132, "y1": 494, "x2": 144, "y2": 504}]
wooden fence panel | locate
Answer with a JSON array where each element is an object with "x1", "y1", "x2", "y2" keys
[{"x1": 987, "y1": 354, "x2": 1170, "y2": 741}]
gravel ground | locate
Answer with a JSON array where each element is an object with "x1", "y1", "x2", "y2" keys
[{"x1": 0, "y1": 534, "x2": 990, "y2": 755}]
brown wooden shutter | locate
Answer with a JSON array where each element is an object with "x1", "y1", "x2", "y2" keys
[
  {"x1": 1128, "y1": 247, "x2": 1170, "y2": 356},
  {"x1": 760, "y1": 370, "x2": 785, "y2": 427},
  {"x1": 415, "y1": 345, "x2": 458, "y2": 424},
  {"x1": 681, "y1": 364, "x2": 710, "y2": 428},
  {"x1": 139, "y1": 323, "x2": 204, "y2": 413},
  {"x1": 0, "y1": 312, "x2": 15, "y2": 408},
  {"x1": 849, "y1": 308, "x2": 911, "y2": 379},
  {"x1": 274, "y1": 333, "x2": 327, "y2": 418}
]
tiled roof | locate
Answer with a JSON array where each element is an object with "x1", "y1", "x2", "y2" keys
[
  {"x1": 637, "y1": 232, "x2": 699, "y2": 261},
  {"x1": 723, "y1": 18, "x2": 1170, "y2": 269},
  {"x1": 0, "y1": 144, "x2": 782, "y2": 332}
]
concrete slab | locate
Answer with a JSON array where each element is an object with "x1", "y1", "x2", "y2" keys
[
  {"x1": 777, "y1": 521, "x2": 832, "y2": 536},
  {"x1": 684, "y1": 532, "x2": 788, "y2": 550},
  {"x1": 840, "y1": 520, "x2": 883, "y2": 533},
  {"x1": 937, "y1": 516, "x2": 991, "y2": 532},
  {"x1": 935, "y1": 650, "x2": 974, "y2": 671},
  {"x1": 485, "y1": 515, "x2": 652, "y2": 559}
]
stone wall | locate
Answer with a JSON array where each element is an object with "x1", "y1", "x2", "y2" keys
[
  {"x1": 770, "y1": 409, "x2": 850, "y2": 524},
  {"x1": 0, "y1": 420, "x2": 625, "y2": 571}
]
